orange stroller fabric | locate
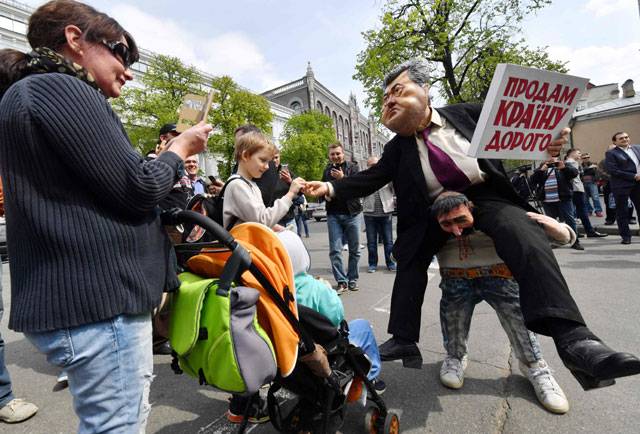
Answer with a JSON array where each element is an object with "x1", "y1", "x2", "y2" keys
[{"x1": 186, "y1": 223, "x2": 299, "y2": 377}]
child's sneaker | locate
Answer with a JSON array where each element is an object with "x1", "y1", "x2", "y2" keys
[
  {"x1": 439, "y1": 355, "x2": 468, "y2": 389},
  {"x1": 520, "y1": 360, "x2": 569, "y2": 414},
  {"x1": 226, "y1": 395, "x2": 270, "y2": 424},
  {"x1": 371, "y1": 378, "x2": 386, "y2": 395}
]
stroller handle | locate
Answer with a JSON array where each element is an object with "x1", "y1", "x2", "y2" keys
[{"x1": 161, "y1": 209, "x2": 237, "y2": 250}]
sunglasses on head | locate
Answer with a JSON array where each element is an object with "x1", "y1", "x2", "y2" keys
[{"x1": 101, "y1": 40, "x2": 137, "y2": 69}]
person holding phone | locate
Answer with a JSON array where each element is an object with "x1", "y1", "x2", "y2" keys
[
  {"x1": 532, "y1": 158, "x2": 583, "y2": 250},
  {"x1": 271, "y1": 150, "x2": 303, "y2": 230},
  {"x1": 321, "y1": 143, "x2": 363, "y2": 293}
]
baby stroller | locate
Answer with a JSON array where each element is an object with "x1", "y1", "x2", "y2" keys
[{"x1": 163, "y1": 209, "x2": 400, "y2": 434}]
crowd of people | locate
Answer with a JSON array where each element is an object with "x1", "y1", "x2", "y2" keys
[{"x1": 0, "y1": 0, "x2": 639, "y2": 432}]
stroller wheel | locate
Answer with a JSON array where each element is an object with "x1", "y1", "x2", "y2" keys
[
  {"x1": 364, "y1": 407, "x2": 380, "y2": 434},
  {"x1": 383, "y1": 410, "x2": 400, "y2": 434}
]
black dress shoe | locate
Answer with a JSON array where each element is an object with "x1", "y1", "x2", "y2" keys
[
  {"x1": 571, "y1": 241, "x2": 585, "y2": 251},
  {"x1": 378, "y1": 337, "x2": 423, "y2": 369},
  {"x1": 586, "y1": 231, "x2": 608, "y2": 238},
  {"x1": 557, "y1": 339, "x2": 640, "y2": 390},
  {"x1": 153, "y1": 340, "x2": 173, "y2": 355},
  {"x1": 621, "y1": 239, "x2": 631, "y2": 245}
]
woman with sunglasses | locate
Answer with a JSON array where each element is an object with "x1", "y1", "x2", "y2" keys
[{"x1": 0, "y1": 1, "x2": 211, "y2": 432}]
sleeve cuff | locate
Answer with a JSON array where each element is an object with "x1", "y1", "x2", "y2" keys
[
  {"x1": 552, "y1": 223, "x2": 576, "y2": 247},
  {"x1": 325, "y1": 182, "x2": 335, "y2": 201}
]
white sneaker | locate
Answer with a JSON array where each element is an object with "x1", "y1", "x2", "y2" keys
[
  {"x1": 440, "y1": 355, "x2": 468, "y2": 389},
  {"x1": 520, "y1": 360, "x2": 569, "y2": 414},
  {"x1": 0, "y1": 398, "x2": 38, "y2": 423}
]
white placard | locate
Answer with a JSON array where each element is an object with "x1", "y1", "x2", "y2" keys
[{"x1": 468, "y1": 64, "x2": 589, "y2": 160}]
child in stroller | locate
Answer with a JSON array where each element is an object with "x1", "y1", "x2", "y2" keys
[
  {"x1": 167, "y1": 209, "x2": 399, "y2": 434},
  {"x1": 271, "y1": 229, "x2": 393, "y2": 433}
]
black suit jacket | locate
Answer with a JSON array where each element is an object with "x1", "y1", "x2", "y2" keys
[
  {"x1": 332, "y1": 103, "x2": 531, "y2": 264},
  {"x1": 605, "y1": 145, "x2": 640, "y2": 195}
]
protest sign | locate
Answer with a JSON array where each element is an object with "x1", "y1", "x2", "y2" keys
[
  {"x1": 176, "y1": 90, "x2": 215, "y2": 133},
  {"x1": 468, "y1": 64, "x2": 588, "y2": 160}
]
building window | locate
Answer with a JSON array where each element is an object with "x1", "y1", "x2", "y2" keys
[
  {"x1": 290, "y1": 101, "x2": 302, "y2": 112},
  {"x1": 316, "y1": 101, "x2": 323, "y2": 112}
]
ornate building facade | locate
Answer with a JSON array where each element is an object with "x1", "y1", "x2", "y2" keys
[{"x1": 262, "y1": 63, "x2": 388, "y2": 164}]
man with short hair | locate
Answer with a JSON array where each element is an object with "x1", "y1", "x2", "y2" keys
[
  {"x1": 306, "y1": 60, "x2": 640, "y2": 389},
  {"x1": 433, "y1": 191, "x2": 570, "y2": 413},
  {"x1": 605, "y1": 131, "x2": 640, "y2": 244},
  {"x1": 363, "y1": 156, "x2": 396, "y2": 273},
  {"x1": 322, "y1": 143, "x2": 362, "y2": 293},
  {"x1": 580, "y1": 153, "x2": 603, "y2": 217},
  {"x1": 184, "y1": 155, "x2": 206, "y2": 196},
  {"x1": 531, "y1": 157, "x2": 583, "y2": 250}
]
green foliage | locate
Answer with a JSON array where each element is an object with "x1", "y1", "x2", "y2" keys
[
  {"x1": 111, "y1": 56, "x2": 273, "y2": 176},
  {"x1": 111, "y1": 55, "x2": 204, "y2": 153},
  {"x1": 354, "y1": 0, "x2": 566, "y2": 116},
  {"x1": 207, "y1": 76, "x2": 273, "y2": 179},
  {"x1": 280, "y1": 111, "x2": 336, "y2": 181}
]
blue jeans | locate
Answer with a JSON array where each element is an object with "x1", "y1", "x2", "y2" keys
[
  {"x1": 348, "y1": 319, "x2": 381, "y2": 380},
  {"x1": 439, "y1": 273, "x2": 542, "y2": 364},
  {"x1": 26, "y1": 314, "x2": 154, "y2": 433},
  {"x1": 543, "y1": 200, "x2": 577, "y2": 235},
  {"x1": 584, "y1": 182, "x2": 602, "y2": 213},
  {"x1": 327, "y1": 214, "x2": 361, "y2": 284},
  {"x1": 572, "y1": 191, "x2": 595, "y2": 234},
  {"x1": 295, "y1": 212, "x2": 309, "y2": 237},
  {"x1": 0, "y1": 265, "x2": 15, "y2": 408},
  {"x1": 364, "y1": 215, "x2": 395, "y2": 269}
]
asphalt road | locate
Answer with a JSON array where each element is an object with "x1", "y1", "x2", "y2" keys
[{"x1": 1, "y1": 218, "x2": 639, "y2": 433}]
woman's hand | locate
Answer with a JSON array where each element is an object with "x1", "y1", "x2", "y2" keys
[{"x1": 165, "y1": 121, "x2": 212, "y2": 160}]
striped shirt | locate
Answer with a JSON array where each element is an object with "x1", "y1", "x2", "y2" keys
[{"x1": 543, "y1": 169, "x2": 560, "y2": 203}]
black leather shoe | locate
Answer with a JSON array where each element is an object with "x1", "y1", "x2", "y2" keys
[
  {"x1": 571, "y1": 242, "x2": 585, "y2": 251},
  {"x1": 378, "y1": 337, "x2": 423, "y2": 369},
  {"x1": 557, "y1": 339, "x2": 640, "y2": 390},
  {"x1": 621, "y1": 239, "x2": 631, "y2": 245},
  {"x1": 587, "y1": 231, "x2": 608, "y2": 238},
  {"x1": 153, "y1": 340, "x2": 173, "y2": 355}
]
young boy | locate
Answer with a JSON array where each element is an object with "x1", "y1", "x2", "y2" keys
[{"x1": 433, "y1": 191, "x2": 572, "y2": 414}]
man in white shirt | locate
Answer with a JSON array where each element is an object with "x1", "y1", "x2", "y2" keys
[
  {"x1": 306, "y1": 60, "x2": 640, "y2": 390},
  {"x1": 605, "y1": 132, "x2": 640, "y2": 244}
]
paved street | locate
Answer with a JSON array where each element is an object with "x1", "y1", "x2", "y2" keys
[{"x1": 1, "y1": 218, "x2": 639, "y2": 433}]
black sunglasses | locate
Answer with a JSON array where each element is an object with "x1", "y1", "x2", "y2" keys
[{"x1": 101, "y1": 40, "x2": 137, "y2": 68}]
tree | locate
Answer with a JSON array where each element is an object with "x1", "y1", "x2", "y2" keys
[
  {"x1": 207, "y1": 76, "x2": 273, "y2": 179},
  {"x1": 354, "y1": 0, "x2": 567, "y2": 116},
  {"x1": 280, "y1": 111, "x2": 335, "y2": 182},
  {"x1": 111, "y1": 55, "x2": 204, "y2": 153}
]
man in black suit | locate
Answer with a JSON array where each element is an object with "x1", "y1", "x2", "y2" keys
[
  {"x1": 305, "y1": 60, "x2": 640, "y2": 390},
  {"x1": 605, "y1": 132, "x2": 640, "y2": 244}
]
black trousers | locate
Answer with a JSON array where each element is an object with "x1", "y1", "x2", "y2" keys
[
  {"x1": 388, "y1": 188, "x2": 585, "y2": 342},
  {"x1": 614, "y1": 184, "x2": 640, "y2": 240}
]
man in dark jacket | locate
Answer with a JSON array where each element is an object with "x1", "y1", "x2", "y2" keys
[
  {"x1": 605, "y1": 132, "x2": 640, "y2": 244},
  {"x1": 531, "y1": 159, "x2": 583, "y2": 250},
  {"x1": 306, "y1": 60, "x2": 640, "y2": 389},
  {"x1": 322, "y1": 143, "x2": 363, "y2": 293}
]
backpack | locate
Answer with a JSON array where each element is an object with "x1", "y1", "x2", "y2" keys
[
  {"x1": 169, "y1": 271, "x2": 277, "y2": 395},
  {"x1": 183, "y1": 175, "x2": 248, "y2": 242}
]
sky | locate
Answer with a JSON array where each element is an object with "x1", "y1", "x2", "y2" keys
[{"x1": 21, "y1": 0, "x2": 640, "y2": 114}]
